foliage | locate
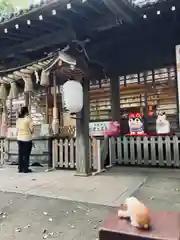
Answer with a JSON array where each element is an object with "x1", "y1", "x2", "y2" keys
[
  {"x1": 0, "y1": 0, "x2": 15, "y2": 20},
  {"x1": 0, "y1": 0, "x2": 31, "y2": 21}
]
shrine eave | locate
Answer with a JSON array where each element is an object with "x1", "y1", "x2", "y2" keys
[
  {"x1": 0, "y1": 49, "x2": 87, "y2": 87},
  {"x1": 0, "y1": 0, "x2": 178, "y2": 44},
  {"x1": 0, "y1": 0, "x2": 172, "y2": 26},
  {"x1": 0, "y1": 0, "x2": 179, "y2": 75},
  {"x1": 0, "y1": 0, "x2": 140, "y2": 61},
  {"x1": 0, "y1": 54, "x2": 55, "y2": 84}
]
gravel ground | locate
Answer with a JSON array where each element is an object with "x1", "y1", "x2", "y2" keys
[{"x1": 0, "y1": 191, "x2": 116, "y2": 240}]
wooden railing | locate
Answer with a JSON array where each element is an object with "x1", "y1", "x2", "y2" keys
[
  {"x1": 52, "y1": 137, "x2": 111, "y2": 171},
  {"x1": 3, "y1": 135, "x2": 179, "y2": 172},
  {"x1": 53, "y1": 138, "x2": 76, "y2": 169},
  {"x1": 4, "y1": 138, "x2": 50, "y2": 165},
  {"x1": 115, "y1": 136, "x2": 180, "y2": 167}
]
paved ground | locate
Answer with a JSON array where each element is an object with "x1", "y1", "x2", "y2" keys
[
  {"x1": 133, "y1": 172, "x2": 180, "y2": 211},
  {"x1": 0, "y1": 166, "x2": 180, "y2": 239},
  {"x1": 0, "y1": 166, "x2": 147, "y2": 207}
]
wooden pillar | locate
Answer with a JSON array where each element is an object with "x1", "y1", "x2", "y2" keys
[
  {"x1": 75, "y1": 78, "x2": 91, "y2": 176},
  {"x1": 45, "y1": 88, "x2": 49, "y2": 124},
  {"x1": 143, "y1": 72, "x2": 148, "y2": 132},
  {"x1": 175, "y1": 45, "x2": 180, "y2": 127},
  {"x1": 24, "y1": 93, "x2": 29, "y2": 107},
  {"x1": 9, "y1": 100, "x2": 12, "y2": 127},
  {"x1": 110, "y1": 76, "x2": 120, "y2": 122},
  {"x1": 2, "y1": 100, "x2": 7, "y2": 136},
  {"x1": 59, "y1": 92, "x2": 63, "y2": 126},
  {"x1": 52, "y1": 73, "x2": 59, "y2": 134},
  {"x1": 28, "y1": 92, "x2": 32, "y2": 112}
]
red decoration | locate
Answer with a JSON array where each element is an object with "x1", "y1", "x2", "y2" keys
[
  {"x1": 104, "y1": 121, "x2": 120, "y2": 137},
  {"x1": 129, "y1": 113, "x2": 143, "y2": 119},
  {"x1": 148, "y1": 112, "x2": 153, "y2": 116},
  {"x1": 129, "y1": 113, "x2": 135, "y2": 119},
  {"x1": 125, "y1": 133, "x2": 147, "y2": 137},
  {"x1": 135, "y1": 113, "x2": 142, "y2": 119}
]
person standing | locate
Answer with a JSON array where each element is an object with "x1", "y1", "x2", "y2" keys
[{"x1": 16, "y1": 106, "x2": 34, "y2": 173}]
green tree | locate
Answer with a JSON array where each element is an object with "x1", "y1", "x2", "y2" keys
[{"x1": 0, "y1": 0, "x2": 15, "y2": 20}]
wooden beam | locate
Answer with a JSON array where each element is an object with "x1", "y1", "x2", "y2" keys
[
  {"x1": 84, "y1": 1, "x2": 103, "y2": 14},
  {"x1": 0, "y1": 28, "x2": 76, "y2": 60},
  {"x1": 42, "y1": 19, "x2": 64, "y2": 29},
  {"x1": 78, "y1": 13, "x2": 123, "y2": 36},
  {"x1": 110, "y1": 76, "x2": 120, "y2": 122},
  {"x1": 102, "y1": 0, "x2": 134, "y2": 23},
  {"x1": 2, "y1": 36, "x2": 25, "y2": 42},
  {"x1": 69, "y1": 6, "x2": 89, "y2": 19}
]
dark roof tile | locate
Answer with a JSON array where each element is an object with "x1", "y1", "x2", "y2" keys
[{"x1": 0, "y1": 0, "x2": 170, "y2": 24}]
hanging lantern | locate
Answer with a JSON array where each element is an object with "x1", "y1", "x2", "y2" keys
[
  {"x1": 62, "y1": 80, "x2": 83, "y2": 113},
  {"x1": 40, "y1": 70, "x2": 50, "y2": 86},
  {"x1": 8, "y1": 82, "x2": 18, "y2": 100},
  {"x1": 0, "y1": 84, "x2": 7, "y2": 101},
  {"x1": 23, "y1": 75, "x2": 33, "y2": 92}
]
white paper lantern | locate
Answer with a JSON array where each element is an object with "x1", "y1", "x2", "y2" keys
[
  {"x1": 8, "y1": 82, "x2": 18, "y2": 99},
  {"x1": 0, "y1": 84, "x2": 7, "y2": 100},
  {"x1": 63, "y1": 80, "x2": 83, "y2": 113}
]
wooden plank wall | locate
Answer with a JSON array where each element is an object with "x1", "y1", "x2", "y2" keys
[{"x1": 89, "y1": 66, "x2": 178, "y2": 132}]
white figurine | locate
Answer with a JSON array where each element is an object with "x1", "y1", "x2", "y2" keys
[
  {"x1": 118, "y1": 197, "x2": 150, "y2": 229},
  {"x1": 156, "y1": 112, "x2": 170, "y2": 134},
  {"x1": 128, "y1": 113, "x2": 144, "y2": 134}
]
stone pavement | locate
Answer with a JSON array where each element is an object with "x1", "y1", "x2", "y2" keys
[
  {"x1": 0, "y1": 166, "x2": 147, "y2": 207},
  {"x1": 133, "y1": 169, "x2": 180, "y2": 211},
  {"x1": 0, "y1": 166, "x2": 180, "y2": 239}
]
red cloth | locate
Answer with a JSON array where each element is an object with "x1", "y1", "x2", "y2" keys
[
  {"x1": 125, "y1": 133, "x2": 148, "y2": 137},
  {"x1": 147, "y1": 132, "x2": 175, "y2": 136},
  {"x1": 104, "y1": 121, "x2": 120, "y2": 137},
  {"x1": 125, "y1": 133, "x2": 175, "y2": 137}
]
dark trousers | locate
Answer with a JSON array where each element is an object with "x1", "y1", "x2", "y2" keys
[{"x1": 18, "y1": 141, "x2": 32, "y2": 173}]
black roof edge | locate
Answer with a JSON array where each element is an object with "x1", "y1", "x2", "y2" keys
[{"x1": 0, "y1": 0, "x2": 68, "y2": 26}]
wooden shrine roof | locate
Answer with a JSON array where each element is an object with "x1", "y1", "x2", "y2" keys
[
  {"x1": 0, "y1": 0, "x2": 172, "y2": 25},
  {"x1": 0, "y1": 0, "x2": 175, "y2": 60},
  {"x1": 0, "y1": 0, "x2": 179, "y2": 80},
  {"x1": 0, "y1": 50, "x2": 85, "y2": 86},
  {"x1": 0, "y1": 0, "x2": 174, "y2": 27}
]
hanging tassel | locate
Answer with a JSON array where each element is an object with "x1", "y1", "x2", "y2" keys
[
  {"x1": 8, "y1": 82, "x2": 18, "y2": 100},
  {"x1": 0, "y1": 84, "x2": 7, "y2": 101},
  {"x1": 40, "y1": 71, "x2": 50, "y2": 86},
  {"x1": 23, "y1": 75, "x2": 33, "y2": 92},
  {"x1": 34, "y1": 70, "x2": 40, "y2": 84}
]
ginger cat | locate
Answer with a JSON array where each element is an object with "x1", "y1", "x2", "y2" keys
[{"x1": 118, "y1": 197, "x2": 150, "y2": 229}]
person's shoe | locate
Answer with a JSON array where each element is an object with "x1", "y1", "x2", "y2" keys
[{"x1": 24, "y1": 169, "x2": 33, "y2": 173}]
